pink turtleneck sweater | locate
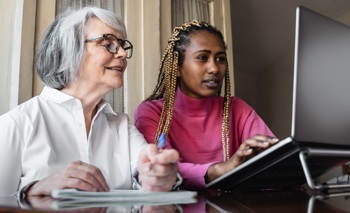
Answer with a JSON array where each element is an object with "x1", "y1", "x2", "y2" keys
[{"x1": 134, "y1": 88, "x2": 274, "y2": 190}]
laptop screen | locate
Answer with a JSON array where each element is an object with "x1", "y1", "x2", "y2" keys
[{"x1": 293, "y1": 6, "x2": 350, "y2": 146}]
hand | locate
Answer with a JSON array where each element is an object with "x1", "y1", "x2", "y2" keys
[
  {"x1": 206, "y1": 135, "x2": 278, "y2": 182},
  {"x1": 231, "y1": 134, "x2": 279, "y2": 166},
  {"x1": 137, "y1": 144, "x2": 179, "y2": 191},
  {"x1": 26, "y1": 160, "x2": 109, "y2": 196}
]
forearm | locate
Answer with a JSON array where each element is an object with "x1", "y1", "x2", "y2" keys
[
  {"x1": 205, "y1": 159, "x2": 238, "y2": 183},
  {"x1": 178, "y1": 162, "x2": 215, "y2": 190},
  {"x1": 205, "y1": 162, "x2": 227, "y2": 183}
]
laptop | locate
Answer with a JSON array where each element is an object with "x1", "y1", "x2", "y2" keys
[{"x1": 205, "y1": 6, "x2": 350, "y2": 192}]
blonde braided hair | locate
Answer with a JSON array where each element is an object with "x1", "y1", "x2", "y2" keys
[{"x1": 145, "y1": 20, "x2": 232, "y2": 161}]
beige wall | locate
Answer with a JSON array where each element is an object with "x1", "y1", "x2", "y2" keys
[
  {"x1": 123, "y1": 0, "x2": 163, "y2": 119},
  {"x1": 33, "y1": 0, "x2": 56, "y2": 96},
  {"x1": 18, "y1": 0, "x2": 36, "y2": 103}
]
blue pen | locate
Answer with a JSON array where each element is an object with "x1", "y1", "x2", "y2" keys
[
  {"x1": 157, "y1": 133, "x2": 166, "y2": 149},
  {"x1": 149, "y1": 133, "x2": 166, "y2": 171}
]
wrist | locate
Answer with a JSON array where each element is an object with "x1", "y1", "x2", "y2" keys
[
  {"x1": 206, "y1": 162, "x2": 228, "y2": 183},
  {"x1": 132, "y1": 170, "x2": 183, "y2": 191},
  {"x1": 12, "y1": 180, "x2": 39, "y2": 201}
]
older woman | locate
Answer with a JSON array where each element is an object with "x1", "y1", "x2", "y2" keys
[{"x1": 0, "y1": 6, "x2": 179, "y2": 197}]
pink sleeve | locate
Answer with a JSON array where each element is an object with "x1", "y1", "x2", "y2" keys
[{"x1": 178, "y1": 162, "x2": 215, "y2": 190}]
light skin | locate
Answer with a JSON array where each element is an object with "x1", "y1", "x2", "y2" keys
[
  {"x1": 177, "y1": 31, "x2": 278, "y2": 183},
  {"x1": 27, "y1": 17, "x2": 179, "y2": 195}
]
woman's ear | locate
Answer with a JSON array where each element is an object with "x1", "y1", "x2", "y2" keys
[{"x1": 177, "y1": 68, "x2": 181, "y2": 77}]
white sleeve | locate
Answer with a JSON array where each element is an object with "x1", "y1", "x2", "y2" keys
[
  {"x1": 0, "y1": 113, "x2": 24, "y2": 197},
  {"x1": 128, "y1": 123, "x2": 148, "y2": 173}
]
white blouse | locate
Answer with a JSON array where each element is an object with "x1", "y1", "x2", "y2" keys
[{"x1": 0, "y1": 86, "x2": 147, "y2": 196}]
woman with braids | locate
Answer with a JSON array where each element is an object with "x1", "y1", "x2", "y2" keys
[{"x1": 134, "y1": 20, "x2": 278, "y2": 190}]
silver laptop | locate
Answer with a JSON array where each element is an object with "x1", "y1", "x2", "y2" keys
[{"x1": 206, "y1": 6, "x2": 350, "y2": 192}]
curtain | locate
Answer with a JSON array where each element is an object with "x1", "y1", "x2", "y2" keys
[
  {"x1": 55, "y1": 0, "x2": 125, "y2": 113},
  {"x1": 171, "y1": 0, "x2": 210, "y2": 28},
  {"x1": 56, "y1": 0, "x2": 123, "y2": 17}
]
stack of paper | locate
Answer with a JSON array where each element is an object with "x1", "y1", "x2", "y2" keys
[{"x1": 51, "y1": 189, "x2": 197, "y2": 210}]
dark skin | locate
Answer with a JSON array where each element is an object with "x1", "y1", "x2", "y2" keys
[{"x1": 177, "y1": 31, "x2": 278, "y2": 183}]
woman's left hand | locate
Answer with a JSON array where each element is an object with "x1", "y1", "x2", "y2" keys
[
  {"x1": 137, "y1": 144, "x2": 179, "y2": 191},
  {"x1": 232, "y1": 134, "x2": 279, "y2": 165}
]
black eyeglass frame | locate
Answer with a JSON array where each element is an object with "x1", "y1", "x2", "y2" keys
[{"x1": 84, "y1": 34, "x2": 133, "y2": 59}]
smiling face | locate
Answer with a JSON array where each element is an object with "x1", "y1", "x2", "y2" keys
[{"x1": 78, "y1": 17, "x2": 128, "y2": 95}]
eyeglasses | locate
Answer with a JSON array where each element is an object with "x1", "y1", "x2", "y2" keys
[{"x1": 84, "y1": 34, "x2": 133, "y2": 59}]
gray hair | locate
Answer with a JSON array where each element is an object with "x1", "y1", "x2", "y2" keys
[{"x1": 35, "y1": 6, "x2": 127, "y2": 89}]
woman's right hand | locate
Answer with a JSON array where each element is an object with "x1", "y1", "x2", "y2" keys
[
  {"x1": 26, "y1": 160, "x2": 109, "y2": 196},
  {"x1": 206, "y1": 135, "x2": 278, "y2": 183}
]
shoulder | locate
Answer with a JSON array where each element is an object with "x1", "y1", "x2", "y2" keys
[
  {"x1": 229, "y1": 96, "x2": 257, "y2": 115},
  {"x1": 229, "y1": 96, "x2": 253, "y2": 109},
  {"x1": 1, "y1": 97, "x2": 41, "y2": 122},
  {"x1": 137, "y1": 99, "x2": 164, "y2": 110},
  {"x1": 134, "y1": 99, "x2": 164, "y2": 119},
  {"x1": 0, "y1": 97, "x2": 42, "y2": 142}
]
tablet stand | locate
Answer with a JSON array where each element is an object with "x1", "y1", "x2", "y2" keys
[{"x1": 299, "y1": 147, "x2": 350, "y2": 191}]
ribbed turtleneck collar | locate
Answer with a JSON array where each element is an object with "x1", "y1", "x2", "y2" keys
[{"x1": 174, "y1": 87, "x2": 215, "y2": 116}]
